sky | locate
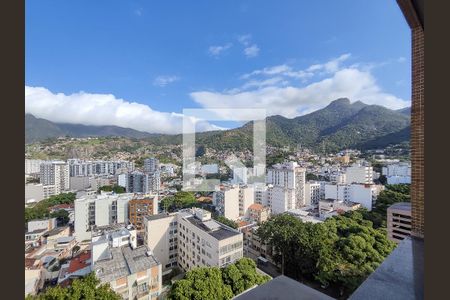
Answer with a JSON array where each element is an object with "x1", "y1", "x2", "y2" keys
[{"x1": 25, "y1": 0, "x2": 411, "y2": 134}]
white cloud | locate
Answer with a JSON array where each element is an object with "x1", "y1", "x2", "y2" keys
[
  {"x1": 190, "y1": 54, "x2": 409, "y2": 119},
  {"x1": 237, "y1": 34, "x2": 252, "y2": 46},
  {"x1": 208, "y1": 43, "x2": 232, "y2": 57},
  {"x1": 244, "y1": 45, "x2": 260, "y2": 58},
  {"x1": 397, "y1": 56, "x2": 407, "y2": 63},
  {"x1": 25, "y1": 86, "x2": 224, "y2": 134},
  {"x1": 238, "y1": 34, "x2": 260, "y2": 58},
  {"x1": 153, "y1": 75, "x2": 179, "y2": 87}
]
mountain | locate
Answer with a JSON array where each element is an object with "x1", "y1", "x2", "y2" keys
[
  {"x1": 25, "y1": 114, "x2": 154, "y2": 144},
  {"x1": 397, "y1": 107, "x2": 411, "y2": 115},
  {"x1": 194, "y1": 98, "x2": 410, "y2": 151},
  {"x1": 26, "y1": 98, "x2": 411, "y2": 151}
]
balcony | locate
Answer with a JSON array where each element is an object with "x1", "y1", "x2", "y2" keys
[{"x1": 349, "y1": 237, "x2": 423, "y2": 300}]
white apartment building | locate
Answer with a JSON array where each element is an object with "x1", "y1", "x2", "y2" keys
[
  {"x1": 68, "y1": 159, "x2": 135, "y2": 177},
  {"x1": 92, "y1": 225, "x2": 162, "y2": 300},
  {"x1": 213, "y1": 185, "x2": 255, "y2": 221},
  {"x1": 382, "y1": 162, "x2": 412, "y2": 184},
  {"x1": 304, "y1": 182, "x2": 321, "y2": 206},
  {"x1": 232, "y1": 167, "x2": 248, "y2": 184},
  {"x1": 25, "y1": 183, "x2": 56, "y2": 204},
  {"x1": 143, "y1": 208, "x2": 243, "y2": 273},
  {"x1": 74, "y1": 192, "x2": 134, "y2": 242},
  {"x1": 344, "y1": 163, "x2": 373, "y2": 184},
  {"x1": 127, "y1": 171, "x2": 160, "y2": 194},
  {"x1": 324, "y1": 183, "x2": 384, "y2": 210},
  {"x1": 40, "y1": 161, "x2": 70, "y2": 194},
  {"x1": 254, "y1": 183, "x2": 269, "y2": 207},
  {"x1": 266, "y1": 162, "x2": 306, "y2": 214},
  {"x1": 27, "y1": 218, "x2": 57, "y2": 233},
  {"x1": 25, "y1": 159, "x2": 45, "y2": 175}
]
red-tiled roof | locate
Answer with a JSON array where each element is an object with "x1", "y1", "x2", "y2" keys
[
  {"x1": 48, "y1": 204, "x2": 74, "y2": 211},
  {"x1": 248, "y1": 203, "x2": 264, "y2": 211},
  {"x1": 68, "y1": 251, "x2": 91, "y2": 274}
]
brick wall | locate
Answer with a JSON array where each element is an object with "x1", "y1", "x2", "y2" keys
[{"x1": 397, "y1": 0, "x2": 424, "y2": 238}]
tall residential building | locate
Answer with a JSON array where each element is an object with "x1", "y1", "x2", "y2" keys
[
  {"x1": 127, "y1": 171, "x2": 160, "y2": 194},
  {"x1": 128, "y1": 196, "x2": 158, "y2": 231},
  {"x1": 232, "y1": 167, "x2": 248, "y2": 184},
  {"x1": 92, "y1": 225, "x2": 162, "y2": 300},
  {"x1": 266, "y1": 162, "x2": 306, "y2": 214},
  {"x1": 254, "y1": 183, "x2": 269, "y2": 207},
  {"x1": 144, "y1": 158, "x2": 160, "y2": 174},
  {"x1": 344, "y1": 163, "x2": 374, "y2": 184},
  {"x1": 74, "y1": 192, "x2": 134, "y2": 242},
  {"x1": 143, "y1": 208, "x2": 243, "y2": 273},
  {"x1": 68, "y1": 159, "x2": 135, "y2": 177},
  {"x1": 387, "y1": 202, "x2": 412, "y2": 243},
  {"x1": 213, "y1": 185, "x2": 255, "y2": 221},
  {"x1": 25, "y1": 159, "x2": 45, "y2": 175},
  {"x1": 40, "y1": 161, "x2": 70, "y2": 194},
  {"x1": 304, "y1": 182, "x2": 321, "y2": 206}
]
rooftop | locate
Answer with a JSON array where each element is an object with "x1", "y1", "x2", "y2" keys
[
  {"x1": 248, "y1": 203, "x2": 265, "y2": 211},
  {"x1": 388, "y1": 202, "x2": 412, "y2": 211},
  {"x1": 234, "y1": 275, "x2": 334, "y2": 300},
  {"x1": 94, "y1": 245, "x2": 159, "y2": 283},
  {"x1": 185, "y1": 215, "x2": 241, "y2": 241},
  {"x1": 68, "y1": 251, "x2": 91, "y2": 274},
  {"x1": 144, "y1": 212, "x2": 174, "y2": 221}
]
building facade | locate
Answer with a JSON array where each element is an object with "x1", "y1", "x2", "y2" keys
[
  {"x1": 128, "y1": 196, "x2": 158, "y2": 231},
  {"x1": 40, "y1": 161, "x2": 70, "y2": 194},
  {"x1": 387, "y1": 202, "x2": 412, "y2": 243}
]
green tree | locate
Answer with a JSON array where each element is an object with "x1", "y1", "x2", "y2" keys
[
  {"x1": 213, "y1": 215, "x2": 238, "y2": 229},
  {"x1": 50, "y1": 209, "x2": 70, "y2": 226},
  {"x1": 27, "y1": 273, "x2": 120, "y2": 300}
]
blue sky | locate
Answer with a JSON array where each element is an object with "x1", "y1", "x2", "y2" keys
[{"x1": 26, "y1": 0, "x2": 411, "y2": 134}]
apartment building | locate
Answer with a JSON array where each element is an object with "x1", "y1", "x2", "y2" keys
[
  {"x1": 143, "y1": 208, "x2": 243, "y2": 273},
  {"x1": 143, "y1": 158, "x2": 160, "y2": 174},
  {"x1": 318, "y1": 199, "x2": 361, "y2": 219},
  {"x1": 324, "y1": 183, "x2": 383, "y2": 210},
  {"x1": 68, "y1": 159, "x2": 135, "y2": 177},
  {"x1": 128, "y1": 196, "x2": 158, "y2": 231},
  {"x1": 40, "y1": 161, "x2": 70, "y2": 194},
  {"x1": 345, "y1": 163, "x2": 374, "y2": 184},
  {"x1": 74, "y1": 192, "x2": 134, "y2": 242},
  {"x1": 27, "y1": 218, "x2": 57, "y2": 232},
  {"x1": 247, "y1": 203, "x2": 270, "y2": 224},
  {"x1": 213, "y1": 185, "x2": 255, "y2": 221},
  {"x1": 232, "y1": 166, "x2": 248, "y2": 184},
  {"x1": 92, "y1": 225, "x2": 162, "y2": 300},
  {"x1": 254, "y1": 183, "x2": 269, "y2": 206},
  {"x1": 304, "y1": 182, "x2": 321, "y2": 205},
  {"x1": 127, "y1": 171, "x2": 160, "y2": 194},
  {"x1": 266, "y1": 162, "x2": 306, "y2": 214},
  {"x1": 387, "y1": 202, "x2": 412, "y2": 243},
  {"x1": 25, "y1": 159, "x2": 45, "y2": 175},
  {"x1": 382, "y1": 162, "x2": 412, "y2": 184}
]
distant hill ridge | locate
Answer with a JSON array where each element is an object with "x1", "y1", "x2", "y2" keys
[{"x1": 25, "y1": 98, "x2": 411, "y2": 150}]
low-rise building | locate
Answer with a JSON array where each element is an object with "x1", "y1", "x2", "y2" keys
[
  {"x1": 28, "y1": 218, "x2": 57, "y2": 233},
  {"x1": 25, "y1": 258, "x2": 44, "y2": 296},
  {"x1": 247, "y1": 203, "x2": 271, "y2": 224}
]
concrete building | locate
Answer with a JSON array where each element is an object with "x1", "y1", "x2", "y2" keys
[
  {"x1": 345, "y1": 163, "x2": 374, "y2": 184},
  {"x1": 266, "y1": 162, "x2": 306, "y2": 214},
  {"x1": 69, "y1": 176, "x2": 92, "y2": 191},
  {"x1": 143, "y1": 208, "x2": 243, "y2": 274},
  {"x1": 68, "y1": 159, "x2": 135, "y2": 177},
  {"x1": 213, "y1": 185, "x2": 255, "y2": 221},
  {"x1": 25, "y1": 183, "x2": 45, "y2": 204},
  {"x1": 254, "y1": 183, "x2": 269, "y2": 207},
  {"x1": 74, "y1": 192, "x2": 134, "y2": 242},
  {"x1": 304, "y1": 182, "x2": 321, "y2": 206},
  {"x1": 247, "y1": 204, "x2": 270, "y2": 224},
  {"x1": 318, "y1": 199, "x2": 361, "y2": 219},
  {"x1": 40, "y1": 161, "x2": 70, "y2": 194},
  {"x1": 143, "y1": 158, "x2": 160, "y2": 174},
  {"x1": 324, "y1": 183, "x2": 383, "y2": 210},
  {"x1": 127, "y1": 171, "x2": 160, "y2": 194},
  {"x1": 382, "y1": 162, "x2": 412, "y2": 185},
  {"x1": 232, "y1": 167, "x2": 248, "y2": 184},
  {"x1": 92, "y1": 225, "x2": 162, "y2": 300},
  {"x1": 28, "y1": 218, "x2": 57, "y2": 233},
  {"x1": 128, "y1": 196, "x2": 158, "y2": 231},
  {"x1": 25, "y1": 159, "x2": 45, "y2": 175},
  {"x1": 387, "y1": 202, "x2": 412, "y2": 243},
  {"x1": 201, "y1": 164, "x2": 218, "y2": 174}
]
